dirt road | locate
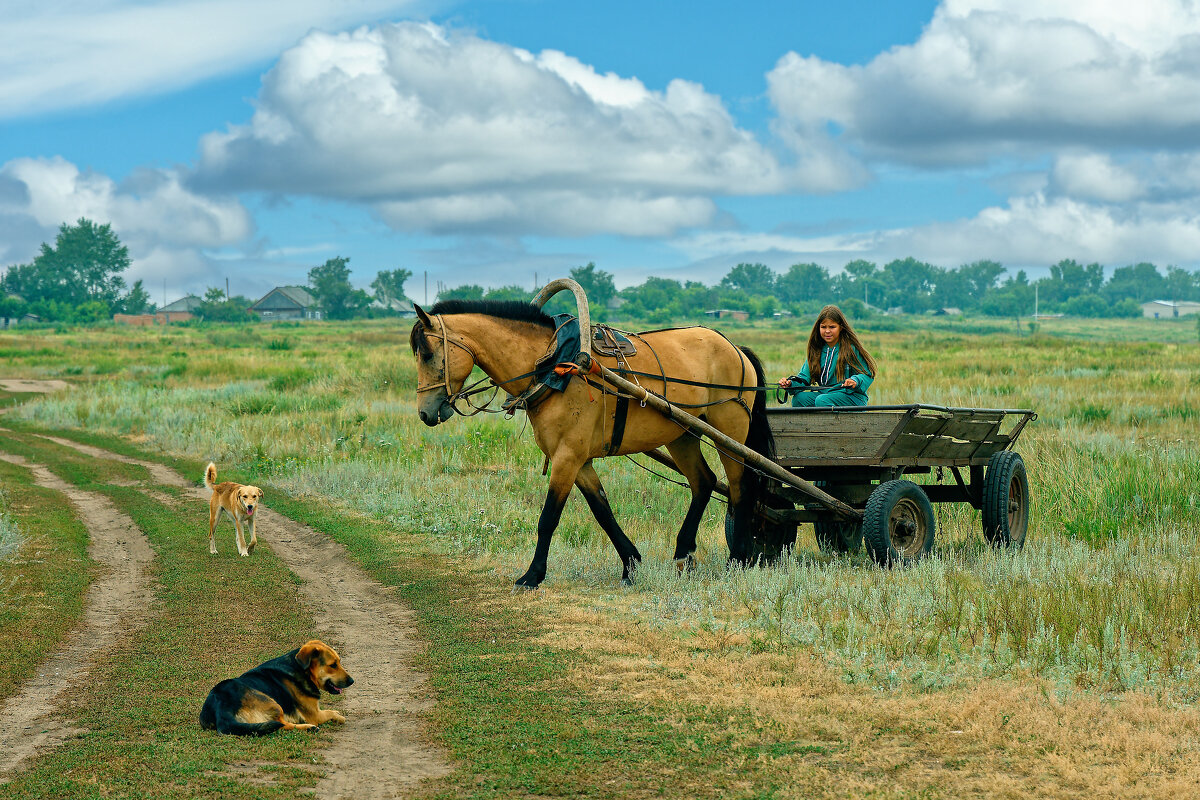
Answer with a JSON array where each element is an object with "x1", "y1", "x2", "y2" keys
[{"x1": 0, "y1": 433, "x2": 450, "y2": 798}]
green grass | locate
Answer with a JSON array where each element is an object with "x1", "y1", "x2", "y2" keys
[{"x1": 0, "y1": 452, "x2": 92, "y2": 703}]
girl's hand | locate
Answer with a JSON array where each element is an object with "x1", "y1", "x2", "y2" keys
[
  {"x1": 842, "y1": 378, "x2": 858, "y2": 389},
  {"x1": 777, "y1": 377, "x2": 793, "y2": 387}
]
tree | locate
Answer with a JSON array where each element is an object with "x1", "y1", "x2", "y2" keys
[
  {"x1": 569, "y1": 262, "x2": 616, "y2": 308},
  {"x1": 1103, "y1": 262, "x2": 1165, "y2": 304},
  {"x1": 436, "y1": 284, "x2": 485, "y2": 302},
  {"x1": 116, "y1": 279, "x2": 154, "y2": 314},
  {"x1": 196, "y1": 287, "x2": 253, "y2": 322},
  {"x1": 308, "y1": 256, "x2": 369, "y2": 320},
  {"x1": 957, "y1": 260, "x2": 1006, "y2": 303},
  {"x1": 3, "y1": 218, "x2": 130, "y2": 314},
  {"x1": 776, "y1": 263, "x2": 829, "y2": 304},
  {"x1": 371, "y1": 268, "x2": 412, "y2": 307},
  {"x1": 881, "y1": 257, "x2": 936, "y2": 313},
  {"x1": 719, "y1": 263, "x2": 776, "y2": 296}
]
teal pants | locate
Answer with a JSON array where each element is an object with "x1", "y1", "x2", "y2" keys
[{"x1": 791, "y1": 389, "x2": 867, "y2": 408}]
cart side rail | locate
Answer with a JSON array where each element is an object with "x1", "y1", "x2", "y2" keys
[{"x1": 767, "y1": 405, "x2": 1036, "y2": 467}]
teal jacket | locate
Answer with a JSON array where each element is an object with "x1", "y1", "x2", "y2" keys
[{"x1": 787, "y1": 343, "x2": 873, "y2": 404}]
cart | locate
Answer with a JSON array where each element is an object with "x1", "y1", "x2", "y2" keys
[{"x1": 750, "y1": 404, "x2": 1036, "y2": 565}]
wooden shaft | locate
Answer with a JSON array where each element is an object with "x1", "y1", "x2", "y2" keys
[{"x1": 594, "y1": 363, "x2": 864, "y2": 521}]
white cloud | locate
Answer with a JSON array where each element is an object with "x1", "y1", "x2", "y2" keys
[
  {"x1": 674, "y1": 192, "x2": 1200, "y2": 273},
  {"x1": 190, "y1": 22, "x2": 846, "y2": 237},
  {"x1": 0, "y1": 0, "x2": 422, "y2": 119},
  {"x1": 0, "y1": 156, "x2": 252, "y2": 289},
  {"x1": 1049, "y1": 153, "x2": 1144, "y2": 202},
  {"x1": 768, "y1": 0, "x2": 1200, "y2": 167}
]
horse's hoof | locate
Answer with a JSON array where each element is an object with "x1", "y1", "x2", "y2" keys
[{"x1": 674, "y1": 554, "x2": 697, "y2": 574}]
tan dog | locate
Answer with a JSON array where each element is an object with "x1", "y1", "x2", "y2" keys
[
  {"x1": 204, "y1": 462, "x2": 263, "y2": 557},
  {"x1": 199, "y1": 639, "x2": 353, "y2": 735}
]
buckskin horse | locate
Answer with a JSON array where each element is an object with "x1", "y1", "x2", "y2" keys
[{"x1": 409, "y1": 299, "x2": 774, "y2": 589}]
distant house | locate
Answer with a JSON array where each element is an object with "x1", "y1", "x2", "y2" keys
[
  {"x1": 156, "y1": 295, "x2": 201, "y2": 323},
  {"x1": 370, "y1": 296, "x2": 417, "y2": 318},
  {"x1": 113, "y1": 313, "x2": 156, "y2": 326},
  {"x1": 250, "y1": 286, "x2": 322, "y2": 321},
  {"x1": 1142, "y1": 300, "x2": 1200, "y2": 319},
  {"x1": 704, "y1": 309, "x2": 749, "y2": 321},
  {"x1": 114, "y1": 295, "x2": 200, "y2": 326}
]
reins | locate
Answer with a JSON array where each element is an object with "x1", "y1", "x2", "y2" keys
[{"x1": 417, "y1": 315, "x2": 826, "y2": 418}]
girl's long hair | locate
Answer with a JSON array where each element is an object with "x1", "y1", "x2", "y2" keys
[{"x1": 805, "y1": 305, "x2": 877, "y2": 384}]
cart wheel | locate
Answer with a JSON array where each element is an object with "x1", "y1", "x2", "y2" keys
[
  {"x1": 981, "y1": 451, "x2": 1029, "y2": 548},
  {"x1": 812, "y1": 481, "x2": 862, "y2": 553},
  {"x1": 862, "y1": 480, "x2": 935, "y2": 567}
]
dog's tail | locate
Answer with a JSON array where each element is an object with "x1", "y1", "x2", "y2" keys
[
  {"x1": 214, "y1": 719, "x2": 285, "y2": 736},
  {"x1": 204, "y1": 462, "x2": 217, "y2": 492}
]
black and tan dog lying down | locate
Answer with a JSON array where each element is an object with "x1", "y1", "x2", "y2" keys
[{"x1": 200, "y1": 640, "x2": 354, "y2": 735}]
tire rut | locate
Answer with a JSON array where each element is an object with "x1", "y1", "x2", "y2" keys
[
  {"x1": 39, "y1": 436, "x2": 452, "y2": 799},
  {"x1": 0, "y1": 450, "x2": 155, "y2": 779}
]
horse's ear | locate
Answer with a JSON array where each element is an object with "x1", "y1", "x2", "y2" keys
[{"x1": 414, "y1": 304, "x2": 432, "y2": 327}]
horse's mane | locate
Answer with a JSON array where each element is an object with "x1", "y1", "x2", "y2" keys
[
  {"x1": 427, "y1": 299, "x2": 555, "y2": 328},
  {"x1": 410, "y1": 299, "x2": 555, "y2": 354}
]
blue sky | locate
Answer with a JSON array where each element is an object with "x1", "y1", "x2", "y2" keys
[{"x1": 3, "y1": 0, "x2": 1199, "y2": 305}]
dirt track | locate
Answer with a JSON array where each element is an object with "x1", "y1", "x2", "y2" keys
[
  {"x1": 1, "y1": 430, "x2": 450, "y2": 797},
  {"x1": 0, "y1": 451, "x2": 155, "y2": 776}
]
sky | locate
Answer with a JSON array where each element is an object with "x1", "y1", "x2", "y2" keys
[{"x1": 3, "y1": 0, "x2": 1200, "y2": 306}]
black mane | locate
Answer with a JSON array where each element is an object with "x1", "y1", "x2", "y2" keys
[
  {"x1": 427, "y1": 299, "x2": 555, "y2": 328},
  {"x1": 410, "y1": 298, "x2": 556, "y2": 354}
]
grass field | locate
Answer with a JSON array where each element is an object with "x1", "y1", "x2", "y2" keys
[{"x1": 3, "y1": 312, "x2": 1200, "y2": 797}]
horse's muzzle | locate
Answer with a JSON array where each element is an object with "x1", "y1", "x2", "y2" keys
[{"x1": 419, "y1": 400, "x2": 455, "y2": 426}]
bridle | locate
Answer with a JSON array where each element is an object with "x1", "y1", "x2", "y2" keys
[{"x1": 415, "y1": 315, "x2": 503, "y2": 416}]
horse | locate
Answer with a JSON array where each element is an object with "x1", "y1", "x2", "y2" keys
[{"x1": 409, "y1": 299, "x2": 774, "y2": 589}]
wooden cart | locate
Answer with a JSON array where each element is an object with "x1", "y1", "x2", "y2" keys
[{"x1": 750, "y1": 404, "x2": 1037, "y2": 565}]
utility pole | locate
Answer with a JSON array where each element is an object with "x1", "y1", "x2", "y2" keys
[
  {"x1": 226, "y1": 277, "x2": 229, "y2": 299},
  {"x1": 424, "y1": 271, "x2": 427, "y2": 306},
  {"x1": 1034, "y1": 283, "x2": 1038, "y2": 319}
]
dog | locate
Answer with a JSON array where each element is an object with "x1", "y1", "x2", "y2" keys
[
  {"x1": 199, "y1": 639, "x2": 354, "y2": 735},
  {"x1": 204, "y1": 462, "x2": 263, "y2": 556}
]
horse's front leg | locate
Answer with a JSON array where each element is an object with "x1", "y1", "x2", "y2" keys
[
  {"x1": 515, "y1": 455, "x2": 583, "y2": 590},
  {"x1": 574, "y1": 461, "x2": 641, "y2": 585}
]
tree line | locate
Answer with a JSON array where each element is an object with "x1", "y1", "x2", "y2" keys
[
  {"x1": 4, "y1": 218, "x2": 1200, "y2": 325},
  {"x1": 443, "y1": 258, "x2": 1200, "y2": 324}
]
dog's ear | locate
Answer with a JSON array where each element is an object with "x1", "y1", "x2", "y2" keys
[
  {"x1": 414, "y1": 304, "x2": 432, "y2": 328},
  {"x1": 296, "y1": 640, "x2": 321, "y2": 669}
]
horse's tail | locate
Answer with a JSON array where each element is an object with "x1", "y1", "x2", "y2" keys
[
  {"x1": 725, "y1": 346, "x2": 776, "y2": 563},
  {"x1": 738, "y1": 345, "x2": 775, "y2": 485}
]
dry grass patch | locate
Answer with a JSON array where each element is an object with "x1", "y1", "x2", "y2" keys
[{"x1": 531, "y1": 587, "x2": 1200, "y2": 799}]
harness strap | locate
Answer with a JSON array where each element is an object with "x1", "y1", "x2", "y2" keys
[{"x1": 606, "y1": 396, "x2": 630, "y2": 456}]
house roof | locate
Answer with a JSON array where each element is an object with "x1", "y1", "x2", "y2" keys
[
  {"x1": 251, "y1": 285, "x2": 317, "y2": 311},
  {"x1": 158, "y1": 295, "x2": 202, "y2": 313},
  {"x1": 1143, "y1": 299, "x2": 1200, "y2": 308}
]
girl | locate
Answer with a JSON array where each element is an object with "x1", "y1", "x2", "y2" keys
[{"x1": 777, "y1": 305, "x2": 877, "y2": 407}]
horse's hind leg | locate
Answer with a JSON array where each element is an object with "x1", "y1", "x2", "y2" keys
[
  {"x1": 575, "y1": 461, "x2": 642, "y2": 585},
  {"x1": 664, "y1": 435, "x2": 716, "y2": 571},
  {"x1": 717, "y1": 452, "x2": 755, "y2": 565}
]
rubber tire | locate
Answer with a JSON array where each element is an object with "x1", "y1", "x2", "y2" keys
[
  {"x1": 862, "y1": 480, "x2": 935, "y2": 567},
  {"x1": 981, "y1": 451, "x2": 1029, "y2": 548},
  {"x1": 812, "y1": 481, "x2": 863, "y2": 553}
]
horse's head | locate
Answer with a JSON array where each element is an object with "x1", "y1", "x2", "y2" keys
[{"x1": 410, "y1": 305, "x2": 476, "y2": 426}]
